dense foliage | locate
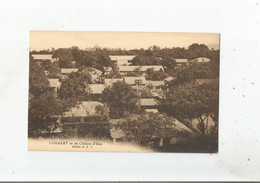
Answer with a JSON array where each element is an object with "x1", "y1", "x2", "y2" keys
[{"x1": 102, "y1": 81, "x2": 140, "y2": 118}]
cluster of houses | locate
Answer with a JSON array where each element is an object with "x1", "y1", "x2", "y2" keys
[
  {"x1": 32, "y1": 54, "x2": 212, "y2": 115},
  {"x1": 31, "y1": 53, "x2": 213, "y2": 139}
]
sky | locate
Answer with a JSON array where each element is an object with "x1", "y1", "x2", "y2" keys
[{"x1": 30, "y1": 31, "x2": 220, "y2": 51}]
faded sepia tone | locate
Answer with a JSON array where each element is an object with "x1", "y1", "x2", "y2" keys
[{"x1": 28, "y1": 31, "x2": 220, "y2": 152}]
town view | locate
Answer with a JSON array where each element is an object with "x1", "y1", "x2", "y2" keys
[{"x1": 28, "y1": 32, "x2": 219, "y2": 153}]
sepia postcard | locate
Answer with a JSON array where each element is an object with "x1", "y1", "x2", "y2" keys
[{"x1": 28, "y1": 31, "x2": 220, "y2": 153}]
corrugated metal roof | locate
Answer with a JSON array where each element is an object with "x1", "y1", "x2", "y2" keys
[
  {"x1": 48, "y1": 78, "x2": 60, "y2": 88},
  {"x1": 32, "y1": 54, "x2": 53, "y2": 60},
  {"x1": 61, "y1": 68, "x2": 78, "y2": 74},
  {"x1": 109, "y1": 55, "x2": 136, "y2": 61},
  {"x1": 124, "y1": 77, "x2": 146, "y2": 85},
  {"x1": 138, "y1": 98, "x2": 159, "y2": 106},
  {"x1": 118, "y1": 65, "x2": 164, "y2": 72},
  {"x1": 63, "y1": 101, "x2": 104, "y2": 117},
  {"x1": 145, "y1": 109, "x2": 158, "y2": 113},
  {"x1": 86, "y1": 84, "x2": 106, "y2": 94},
  {"x1": 175, "y1": 59, "x2": 189, "y2": 63},
  {"x1": 190, "y1": 57, "x2": 211, "y2": 63}
]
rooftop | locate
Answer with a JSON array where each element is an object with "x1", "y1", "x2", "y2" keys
[
  {"x1": 32, "y1": 54, "x2": 53, "y2": 60},
  {"x1": 175, "y1": 59, "x2": 189, "y2": 63},
  {"x1": 109, "y1": 55, "x2": 136, "y2": 61},
  {"x1": 190, "y1": 57, "x2": 211, "y2": 63},
  {"x1": 61, "y1": 68, "x2": 78, "y2": 74},
  {"x1": 86, "y1": 84, "x2": 106, "y2": 94},
  {"x1": 48, "y1": 78, "x2": 60, "y2": 88},
  {"x1": 145, "y1": 109, "x2": 158, "y2": 113},
  {"x1": 138, "y1": 98, "x2": 160, "y2": 106},
  {"x1": 124, "y1": 76, "x2": 147, "y2": 85}
]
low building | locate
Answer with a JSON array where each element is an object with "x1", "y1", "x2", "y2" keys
[
  {"x1": 86, "y1": 84, "x2": 106, "y2": 101},
  {"x1": 31, "y1": 54, "x2": 58, "y2": 63},
  {"x1": 118, "y1": 65, "x2": 164, "y2": 76},
  {"x1": 109, "y1": 55, "x2": 136, "y2": 66},
  {"x1": 190, "y1": 57, "x2": 211, "y2": 63},
  {"x1": 86, "y1": 84, "x2": 106, "y2": 94},
  {"x1": 175, "y1": 59, "x2": 189, "y2": 65},
  {"x1": 123, "y1": 76, "x2": 147, "y2": 86},
  {"x1": 60, "y1": 68, "x2": 78, "y2": 75},
  {"x1": 138, "y1": 98, "x2": 160, "y2": 113},
  {"x1": 48, "y1": 78, "x2": 61, "y2": 93}
]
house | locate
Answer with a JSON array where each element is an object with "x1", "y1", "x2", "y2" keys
[
  {"x1": 60, "y1": 68, "x2": 78, "y2": 74},
  {"x1": 144, "y1": 109, "x2": 159, "y2": 113},
  {"x1": 118, "y1": 65, "x2": 164, "y2": 76},
  {"x1": 86, "y1": 84, "x2": 106, "y2": 101},
  {"x1": 123, "y1": 76, "x2": 147, "y2": 86},
  {"x1": 190, "y1": 57, "x2": 211, "y2": 63},
  {"x1": 104, "y1": 78, "x2": 124, "y2": 87},
  {"x1": 86, "y1": 84, "x2": 106, "y2": 94},
  {"x1": 31, "y1": 54, "x2": 58, "y2": 63},
  {"x1": 138, "y1": 98, "x2": 160, "y2": 113},
  {"x1": 48, "y1": 78, "x2": 61, "y2": 93},
  {"x1": 175, "y1": 59, "x2": 189, "y2": 65},
  {"x1": 109, "y1": 55, "x2": 136, "y2": 66}
]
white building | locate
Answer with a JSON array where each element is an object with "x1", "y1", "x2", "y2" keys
[
  {"x1": 109, "y1": 55, "x2": 136, "y2": 66},
  {"x1": 32, "y1": 54, "x2": 58, "y2": 63},
  {"x1": 190, "y1": 57, "x2": 211, "y2": 63},
  {"x1": 118, "y1": 65, "x2": 164, "y2": 75}
]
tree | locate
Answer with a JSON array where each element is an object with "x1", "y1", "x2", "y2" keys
[
  {"x1": 188, "y1": 43, "x2": 210, "y2": 59},
  {"x1": 29, "y1": 55, "x2": 77, "y2": 136},
  {"x1": 59, "y1": 71, "x2": 92, "y2": 100},
  {"x1": 42, "y1": 61, "x2": 61, "y2": 78},
  {"x1": 53, "y1": 48, "x2": 74, "y2": 68},
  {"x1": 160, "y1": 57, "x2": 176, "y2": 74},
  {"x1": 166, "y1": 81, "x2": 219, "y2": 136},
  {"x1": 167, "y1": 63, "x2": 217, "y2": 87},
  {"x1": 29, "y1": 61, "x2": 50, "y2": 98},
  {"x1": 102, "y1": 81, "x2": 140, "y2": 118},
  {"x1": 145, "y1": 68, "x2": 168, "y2": 81},
  {"x1": 119, "y1": 113, "x2": 191, "y2": 148}
]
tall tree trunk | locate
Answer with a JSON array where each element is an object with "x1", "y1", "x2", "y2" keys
[
  {"x1": 206, "y1": 114, "x2": 209, "y2": 135},
  {"x1": 159, "y1": 137, "x2": 164, "y2": 147}
]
